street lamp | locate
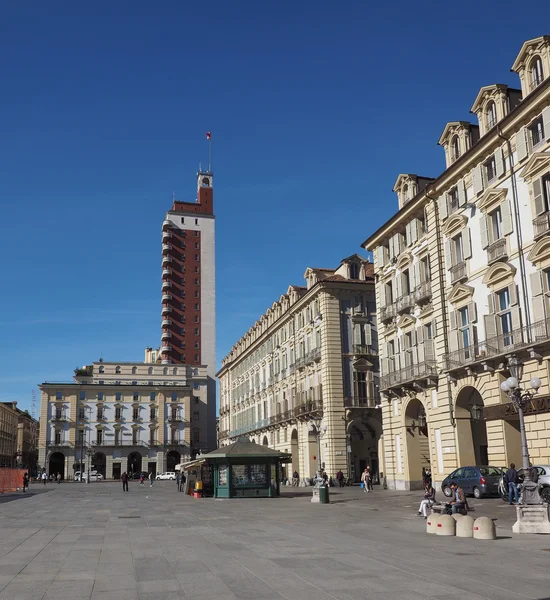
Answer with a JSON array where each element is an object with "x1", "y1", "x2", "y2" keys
[
  {"x1": 500, "y1": 356, "x2": 541, "y2": 505},
  {"x1": 86, "y1": 447, "x2": 93, "y2": 485},
  {"x1": 469, "y1": 401, "x2": 483, "y2": 422},
  {"x1": 308, "y1": 417, "x2": 326, "y2": 478},
  {"x1": 86, "y1": 406, "x2": 92, "y2": 485}
]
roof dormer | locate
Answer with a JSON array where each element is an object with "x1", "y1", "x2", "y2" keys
[
  {"x1": 393, "y1": 174, "x2": 434, "y2": 209},
  {"x1": 470, "y1": 84, "x2": 522, "y2": 137},
  {"x1": 438, "y1": 121, "x2": 480, "y2": 167},
  {"x1": 511, "y1": 36, "x2": 550, "y2": 98}
]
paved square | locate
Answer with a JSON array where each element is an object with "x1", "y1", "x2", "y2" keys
[{"x1": 1, "y1": 482, "x2": 550, "y2": 599}]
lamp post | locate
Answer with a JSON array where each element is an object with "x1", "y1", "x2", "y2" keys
[
  {"x1": 499, "y1": 356, "x2": 541, "y2": 505},
  {"x1": 86, "y1": 447, "x2": 92, "y2": 485},
  {"x1": 308, "y1": 417, "x2": 326, "y2": 479},
  {"x1": 86, "y1": 406, "x2": 92, "y2": 485}
]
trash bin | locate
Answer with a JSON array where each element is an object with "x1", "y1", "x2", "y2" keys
[{"x1": 319, "y1": 485, "x2": 330, "y2": 504}]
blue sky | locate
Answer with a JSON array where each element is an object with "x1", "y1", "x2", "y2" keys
[{"x1": 1, "y1": 2, "x2": 548, "y2": 411}]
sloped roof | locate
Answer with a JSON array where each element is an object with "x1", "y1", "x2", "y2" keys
[{"x1": 202, "y1": 437, "x2": 291, "y2": 459}]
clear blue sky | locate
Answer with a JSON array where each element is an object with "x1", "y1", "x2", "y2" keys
[{"x1": 1, "y1": 2, "x2": 548, "y2": 411}]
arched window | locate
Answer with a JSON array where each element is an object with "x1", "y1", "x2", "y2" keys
[
  {"x1": 115, "y1": 366, "x2": 121, "y2": 374},
  {"x1": 173, "y1": 367, "x2": 178, "y2": 375},
  {"x1": 350, "y1": 263, "x2": 359, "y2": 280},
  {"x1": 486, "y1": 101, "x2": 497, "y2": 130},
  {"x1": 451, "y1": 135, "x2": 460, "y2": 161},
  {"x1": 193, "y1": 368, "x2": 199, "y2": 376},
  {"x1": 163, "y1": 367, "x2": 168, "y2": 375},
  {"x1": 148, "y1": 367, "x2": 153, "y2": 375},
  {"x1": 531, "y1": 57, "x2": 544, "y2": 90},
  {"x1": 132, "y1": 367, "x2": 137, "y2": 375},
  {"x1": 98, "y1": 366, "x2": 104, "y2": 374}
]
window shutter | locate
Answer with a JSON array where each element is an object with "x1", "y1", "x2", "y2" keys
[
  {"x1": 416, "y1": 326, "x2": 424, "y2": 344},
  {"x1": 425, "y1": 339, "x2": 435, "y2": 362},
  {"x1": 353, "y1": 324, "x2": 362, "y2": 346},
  {"x1": 495, "y1": 148, "x2": 504, "y2": 178},
  {"x1": 449, "y1": 330, "x2": 460, "y2": 353},
  {"x1": 533, "y1": 178, "x2": 545, "y2": 216},
  {"x1": 416, "y1": 342, "x2": 425, "y2": 364},
  {"x1": 462, "y1": 228, "x2": 472, "y2": 260},
  {"x1": 405, "y1": 222, "x2": 411, "y2": 246},
  {"x1": 395, "y1": 275, "x2": 402, "y2": 299},
  {"x1": 458, "y1": 181, "x2": 466, "y2": 206},
  {"x1": 439, "y1": 194, "x2": 448, "y2": 219},
  {"x1": 365, "y1": 324, "x2": 372, "y2": 346},
  {"x1": 468, "y1": 301, "x2": 477, "y2": 323},
  {"x1": 509, "y1": 283, "x2": 518, "y2": 306},
  {"x1": 516, "y1": 127, "x2": 528, "y2": 162},
  {"x1": 478, "y1": 213, "x2": 490, "y2": 249},
  {"x1": 531, "y1": 271, "x2": 544, "y2": 297},
  {"x1": 379, "y1": 282, "x2": 386, "y2": 307},
  {"x1": 531, "y1": 272, "x2": 547, "y2": 322},
  {"x1": 445, "y1": 239, "x2": 453, "y2": 269},
  {"x1": 488, "y1": 293, "x2": 495, "y2": 314},
  {"x1": 543, "y1": 106, "x2": 550, "y2": 142},
  {"x1": 388, "y1": 237, "x2": 395, "y2": 262},
  {"x1": 411, "y1": 219, "x2": 419, "y2": 244},
  {"x1": 510, "y1": 306, "x2": 521, "y2": 331},
  {"x1": 472, "y1": 165, "x2": 484, "y2": 195},
  {"x1": 449, "y1": 309, "x2": 458, "y2": 330},
  {"x1": 501, "y1": 199, "x2": 513, "y2": 236},
  {"x1": 484, "y1": 314, "x2": 498, "y2": 340},
  {"x1": 381, "y1": 358, "x2": 389, "y2": 377},
  {"x1": 413, "y1": 261, "x2": 421, "y2": 288}
]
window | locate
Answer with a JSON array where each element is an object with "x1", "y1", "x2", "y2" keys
[
  {"x1": 180, "y1": 254, "x2": 186, "y2": 261},
  {"x1": 181, "y1": 303, "x2": 186, "y2": 310},
  {"x1": 531, "y1": 57, "x2": 544, "y2": 90},
  {"x1": 181, "y1": 217, "x2": 185, "y2": 223},
  {"x1": 114, "y1": 429, "x2": 120, "y2": 445},
  {"x1": 78, "y1": 429, "x2": 84, "y2": 444},
  {"x1": 193, "y1": 383, "x2": 200, "y2": 390},
  {"x1": 55, "y1": 431, "x2": 61, "y2": 445},
  {"x1": 180, "y1": 315, "x2": 185, "y2": 323},
  {"x1": 148, "y1": 367, "x2": 153, "y2": 375},
  {"x1": 132, "y1": 393, "x2": 138, "y2": 402},
  {"x1": 194, "y1": 303, "x2": 199, "y2": 310},
  {"x1": 403, "y1": 332, "x2": 414, "y2": 367},
  {"x1": 98, "y1": 380, "x2": 104, "y2": 385},
  {"x1": 98, "y1": 366, "x2": 104, "y2": 374},
  {"x1": 132, "y1": 430, "x2": 139, "y2": 444},
  {"x1": 181, "y1": 278, "x2": 185, "y2": 285},
  {"x1": 150, "y1": 392, "x2": 156, "y2": 401},
  {"x1": 449, "y1": 187, "x2": 459, "y2": 212},
  {"x1": 385, "y1": 280, "x2": 394, "y2": 304},
  {"x1": 150, "y1": 408, "x2": 156, "y2": 420},
  {"x1": 78, "y1": 407, "x2": 85, "y2": 419},
  {"x1": 194, "y1": 341, "x2": 199, "y2": 349},
  {"x1": 181, "y1": 354, "x2": 186, "y2": 361},
  {"x1": 115, "y1": 366, "x2": 121, "y2": 374},
  {"x1": 194, "y1": 291, "x2": 199, "y2": 298},
  {"x1": 453, "y1": 234, "x2": 464, "y2": 265},
  {"x1": 350, "y1": 263, "x2": 359, "y2": 279},
  {"x1": 133, "y1": 408, "x2": 139, "y2": 420},
  {"x1": 115, "y1": 392, "x2": 121, "y2": 401},
  {"x1": 194, "y1": 396, "x2": 200, "y2": 404},
  {"x1": 55, "y1": 408, "x2": 63, "y2": 420},
  {"x1": 132, "y1": 366, "x2": 137, "y2": 374},
  {"x1": 96, "y1": 430, "x2": 103, "y2": 445},
  {"x1": 484, "y1": 155, "x2": 497, "y2": 183},
  {"x1": 458, "y1": 306, "x2": 471, "y2": 349},
  {"x1": 402, "y1": 269, "x2": 411, "y2": 295},
  {"x1": 115, "y1": 407, "x2": 121, "y2": 420},
  {"x1": 486, "y1": 101, "x2": 497, "y2": 130},
  {"x1": 420, "y1": 256, "x2": 431, "y2": 283},
  {"x1": 529, "y1": 117, "x2": 545, "y2": 149},
  {"x1": 79, "y1": 391, "x2": 86, "y2": 401},
  {"x1": 451, "y1": 136, "x2": 460, "y2": 162},
  {"x1": 195, "y1": 278, "x2": 199, "y2": 285},
  {"x1": 195, "y1": 231, "x2": 199, "y2": 237},
  {"x1": 193, "y1": 428, "x2": 200, "y2": 443},
  {"x1": 194, "y1": 266, "x2": 199, "y2": 273},
  {"x1": 497, "y1": 288, "x2": 513, "y2": 344},
  {"x1": 387, "y1": 340, "x2": 396, "y2": 372},
  {"x1": 489, "y1": 207, "x2": 503, "y2": 242},
  {"x1": 97, "y1": 406, "x2": 104, "y2": 420},
  {"x1": 194, "y1": 315, "x2": 199, "y2": 323},
  {"x1": 132, "y1": 381, "x2": 137, "y2": 386},
  {"x1": 171, "y1": 392, "x2": 178, "y2": 401},
  {"x1": 195, "y1": 218, "x2": 199, "y2": 225},
  {"x1": 180, "y1": 328, "x2": 186, "y2": 335},
  {"x1": 195, "y1": 353, "x2": 199, "y2": 362},
  {"x1": 98, "y1": 392, "x2": 104, "y2": 401},
  {"x1": 56, "y1": 391, "x2": 63, "y2": 400},
  {"x1": 193, "y1": 410, "x2": 200, "y2": 421},
  {"x1": 194, "y1": 242, "x2": 199, "y2": 249},
  {"x1": 195, "y1": 254, "x2": 199, "y2": 261},
  {"x1": 195, "y1": 328, "x2": 199, "y2": 335},
  {"x1": 533, "y1": 174, "x2": 550, "y2": 216}
]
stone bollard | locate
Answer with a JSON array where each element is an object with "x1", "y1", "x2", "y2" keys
[
  {"x1": 426, "y1": 512, "x2": 440, "y2": 535},
  {"x1": 473, "y1": 517, "x2": 496, "y2": 540},
  {"x1": 451, "y1": 513, "x2": 463, "y2": 522},
  {"x1": 456, "y1": 515, "x2": 475, "y2": 538},
  {"x1": 436, "y1": 514, "x2": 456, "y2": 536}
]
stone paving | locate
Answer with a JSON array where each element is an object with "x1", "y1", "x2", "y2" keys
[{"x1": 1, "y1": 481, "x2": 550, "y2": 600}]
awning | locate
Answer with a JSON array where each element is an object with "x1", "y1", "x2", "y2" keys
[{"x1": 180, "y1": 459, "x2": 206, "y2": 470}]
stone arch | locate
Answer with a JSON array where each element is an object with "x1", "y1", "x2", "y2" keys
[
  {"x1": 402, "y1": 396, "x2": 430, "y2": 490},
  {"x1": 482, "y1": 261, "x2": 516, "y2": 288},
  {"x1": 528, "y1": 237, "x2": 550, "y2": 266},
  {"x1": 290, "y1": 428, "x2": 299, "y2": 478},
  {"x1": 127, "y1": 451, "x2": 142, "y2": 477},
  {"x1": 454, "y1": 385, "x2": 491, "y2": 468},
  {"x1": 166, "y1": 450, "x2": 180, "y2": 472},
  {"x1": 262, "y1": 436, "x2": 269, "y2": 446},
  {"x1": 348, "y1": 415, "x2": 383, "y2": 483},
  {"x1": 92, "y1": 451, "x2": 106, "y2": 478},
  {"x1": 49, "y1": 452, "x2": 65, "y2": 479}
]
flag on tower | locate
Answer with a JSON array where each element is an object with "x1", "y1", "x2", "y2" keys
[{"x1": 206, "y1": 132, "x2": 211, "y2": 140}]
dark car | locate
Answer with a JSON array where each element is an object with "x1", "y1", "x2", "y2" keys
[{"x1": 441, "y1": 466, "x2": 504, "y2": 499}]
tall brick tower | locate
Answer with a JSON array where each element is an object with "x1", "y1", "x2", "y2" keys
[{"x1": 161, "y1": 170, "x2": 216, "y2": 448}]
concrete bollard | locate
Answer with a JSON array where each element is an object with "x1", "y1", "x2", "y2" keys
[
  {"x1": 426, "y1": 513, "x2": 440, "y2": 535},
  {"x1": 451, "y1": 513, "x2": 463, "y2": 522},
  {"x1": 473, "y1": 517, "x2": 496, "y2": 540},
  {"x1": 456, "y1": 515, "x2": 475, "y2": 538},
  {"x1": 436, "y1": 514, "x2": 456, "y2": 536}
]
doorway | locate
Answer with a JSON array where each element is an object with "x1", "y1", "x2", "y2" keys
[
  {"x1": 455, "y1": 387, "x2": 488, "y2": 466},
  {"x1": 113, "y1": 463, "x2": 121, "y2": 480},
  {"x1": 127, "y1": 452, "x2": 142, "y2": 477},
  {"x1": 49, "y1": 452, "x2": 65, "y2": 479}
]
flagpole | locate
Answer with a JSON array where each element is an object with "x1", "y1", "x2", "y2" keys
[{"x1": 209, "y1": 137, "x2": 212, "y2": 173}]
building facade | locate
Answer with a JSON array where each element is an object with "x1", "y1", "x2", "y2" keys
[
  {"x1": 0, "y1": 402, "x2": 19, "y2": 467},
  {"x1": 38, "y1": 357, "x2": 209, "y2": 479},
  {"x1": 363, "y1": 36, "x2": 550, "y2": 490},
  {"x1": 159, "y1": 170, "x2": 216, "y2": 449},
  {"x1": 218, "y1": 255, "x2": 382, "y2": 483}
]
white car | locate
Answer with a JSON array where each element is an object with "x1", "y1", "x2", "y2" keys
[
  {"x1": 75, "y1": 471, "x2": 104, "y2": 482},
  {"x1": 155, "y1": 472, "x2": 176, "y2": 480},
  {"x1": 499, "y1": 465, "x2": 550, "y2": 502}
]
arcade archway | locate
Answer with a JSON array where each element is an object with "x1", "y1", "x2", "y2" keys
[
  {"x1": 348, "y1": 416, "x2": 382, "y2": 483},
  {"x1": 92, "y1": 452, "x2": 106, "y2": 478},
  {"x1": 127, "y1": 452, "x2": 142, "y2": 477},
  {"x1": 455, "y1": 387, "x2": 488, "y2": 466},
  {"x1": 262, "y1": 436, "x2": 269, "y2": 446},
  {"x1": 49, "y1": 452, "x2": 65, "y2": 479},
  {"x1": 404, "y1": 398, "x2": 430, "y2": 490},
  {"x1": 166, "y1": 450, "x2": 181, "y2": 472},
  {"x1": 290, "y1": 429, "x2": 299, "y2": 478}
]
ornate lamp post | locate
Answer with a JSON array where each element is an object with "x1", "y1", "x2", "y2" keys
[
  {"x1": 500, "y1": 356, "x2": 541, "y2": 505},
  {"x1": 86, "y1": 447, "x2": 93, "y2": 485},
  {"x1": 308, "y1": 417, "x2": 326, "y2": 479}
]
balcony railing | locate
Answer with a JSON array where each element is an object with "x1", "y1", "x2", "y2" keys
[
  {"x1": 352, "y1": 345, "x2": 376, "y2": 356},
  {"x1": 92, "y1": 440, "x2": 148, "y2": 447},
  {"x1": 450, "y1": 261, "x2": 467, "y2": 285},
  {"x1": 397, "y1": 293, "x2": 414, "y2": 314},
  {"x1": 380, "y1": 303, "x2": 397, "y2": 323},
  {"x1": 51, "y1": 415, "x2": 68, "y2": 422},
  {"x1": 344, "y1": 396, "x2": 379, "y2": 409},
  {"x1": 414, "y1": 281, "x2": 432, "y2": 304},
  {"x1": 533, "y1": 212, "x2": 550, "y2": 240},
  {"x1": 47, "y1": 441, "x2": 74, "y2": 448},
  {"x1": 444, "y1": 318, "x2": 550, "y2": 371},
  {"x1": 529, "y1": 77, "x2": 544, "y2": 92},
  {"x1": 380, "y1": 361, "x2": 438, "y2": 391},
  {"x1": 168, "y1": 415, "x2": 185, "y2": 422},
  {"x1": 487, "y1": 238, "x2": 507, "y2": 265}
]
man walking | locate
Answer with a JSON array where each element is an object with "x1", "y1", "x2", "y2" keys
[
  {"x1": 176, "y1": 472, "x2": 181, "y2": 489},
  {"x1": 505, "y1": 462, "x2": 519, "y2": 505},
  {"x1": 336, "y1": 470, "x2": 344, "y2": 487},
  {"x1": 179, "y1": 472, "x2": 186, "y2": 492},
  {"x1": 41, "y1": 472, "x2": 47, "y2": 486},
  {"x1": 149, "y1": 472, "x2": 153, "y2": 487},
  {"x1": 56, "y1": 472, "x2": 61, "y2": 484},
  {"x1": 23, "y1": 472, "x2": 29, "y2": 492},
  {"x1": 361, "y1": 467, "x2": 370, "y2": 493},
  {"x1": 121, "y1": 471, "x2": 129, "y2": 492}
]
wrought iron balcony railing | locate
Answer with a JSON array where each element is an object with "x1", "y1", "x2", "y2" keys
[
  {"x1": 450, "y1": 261, "x2": 467, "y2": 285},
  {"x1": 487, "y1": 238, "x2": 507, "y2": 265},
  {"x1": 380, "y1": 361, "x2": 437, "y2": 391},
  {"x1": 533, "y1": 212, "x2": 550, "y2": 240}
]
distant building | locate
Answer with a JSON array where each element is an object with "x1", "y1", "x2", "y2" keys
[{"x1": 0, "y1": 402, "x2": 19, "y2": 467}]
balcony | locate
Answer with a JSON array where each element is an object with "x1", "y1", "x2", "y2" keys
[
  {"x1": 162, "y1": 293, "x2": 172, "y2": 302},
  {"x1": 414, "y1": 281, "x2": 432, "y2": 305},
  {"x1": 529, "y1": 77, "x2": 544, "y2": 92},
  {"x1": 168, "y1": 415, "x2": 185, "y2": 423},
  {"x1": 47, "y1": 441, "x2": 73, "y2": 448},
  {"x1": 380, "y1": 361, "x2": 438, "y2": 392},
  {"x1": 487, "y1": 238, "x2": 507, "y2": 265},
  {"x1": 162, "y1": 281, "x2": 172, "y2": 290},
  {"x1": 397, "y1": 293, "x2": 414, "y2": 314},
  {"x1": 162, "y1": 256, "x2": 172, "y2": 266},
  {"x1": 161, "y1": 306, "x2": 172, "y2": 315},
  {"x1": 161, "y1": 345, "x2": 171, "y2": 353},
  {"x1": 93, "y1": 440, "x2": 148, "y2": 448},
  {"x1": 450, "y1": 261, "x2": 467, "y2": 285},
  {"x1": 162, "y1": 268, "x2": 172, "y2": 277},
  {"x1": 444, "y1": 318, "x2": 550, "y2": 372},
  {"x1": 295, "y1": 357, "x2": 306, "y2": 370},
  {"x1": 305, "y1": 347, "x2": 321, "y2": 364},
  {"x1": 352, "y1": 344, "x2": 376, "y2": 356},
  {"x1": 162, "y1": 231, "x2": 172, "y2": 241},
  {"x1": 344, "y1": 396, "x2": 378, "y2": 409},
  {"x1": 162, "y1": 219, "x2": 172, "y2": 230},
  {"x1": 380, "y1": 303, "x2": 397, "y2": 323},
  {"x1": 533, "y1": 212, "x2": 550, "y2": 240},
  {"x1": 162, "y1": 244, "x2": 172, "y2": 254},
  {"x1": 161, "y1": 319, "x2": 172, "y2": 327},
  {"x1": 51, "y1": 415, "x2": 68, "y2": 423}
]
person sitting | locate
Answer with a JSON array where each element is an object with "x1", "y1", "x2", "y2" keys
[
  {"x1": 449, "y1": 481, "x2": 466, "y2": 514},
  {"x1": 417, "y1": 485, "x2": 436, "y2": 519}
]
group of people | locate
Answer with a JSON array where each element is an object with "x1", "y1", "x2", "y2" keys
[
  {"x1": 176, "y1": 472, "x2": 186, "y2": 492},
  {"x1": 417, "y1": 481, "x2": 466, "y2": 519},
  {"x1": 120, "y1": 471, "x2": 187, "y2": 492},
  {"x1": 361, "y1": 466, "x2": 373, "y2": 492},
  {"x1": 37, "y1": 471, "x2": 62, "y2": 485}
]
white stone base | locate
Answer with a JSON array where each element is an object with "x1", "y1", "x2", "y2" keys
[
  {"x1": 512, "y1": 504, "x2": 550, "y2": 534},
  {"x1": 311, "y1": 488, "x2": 320, "y2": 503}
]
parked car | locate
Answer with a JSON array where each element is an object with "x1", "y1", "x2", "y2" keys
[
  {"x1": 74, "y1": 471, "x2": 104, "y2": 482},
  {"x1": 498, "y1": 465, "x2": 550, "y2": 502},
  {"x1": 441, "y1": 466, "x2": 504, "y2": 499},
  {"x1": 156, "y1": 472, "x2": 176, "y2": 481}
]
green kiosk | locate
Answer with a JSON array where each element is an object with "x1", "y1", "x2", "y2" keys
[{"x1": 198, "y1": 437, "x2": 291, "y2": 498}]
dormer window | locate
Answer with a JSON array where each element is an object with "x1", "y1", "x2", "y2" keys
[
  {"x1": 350, "y1": 263, "x2": 359, "y2": 280},
  {"x1": 451, "y1": 136, "x2": 461, "y2": 162},
  {"x1": 486, "y1": 102, "x2": 497, "y2": 130},
  {"x1": 531, "y1": 57, "x2": 544, "y2": 91},
  {"x1": 98, "y1": 366, "x2": 104, "y2": 374},
  {"x1": 403, "y1": 184, "x2": 410, "y2": 204}
]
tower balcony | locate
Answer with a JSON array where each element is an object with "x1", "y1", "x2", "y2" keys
[
  {"x1": 161, "y1": 305, "x2": 172, "y2": 315},
  {"x1": 162, "y1": 293, "x2": 172, "y2": 302},
  {"x1": 162, "y1": 268, "x2": 172, "y2": 277},
  {"x1": 162, "y1": 244, "x2": 172, "y2": 254},
  {"x1": 162, "y1": 256, "x2": 172, "y2": 266},
  {"x1": 162, "y1": 281, "x2": 172, "y2": 290},
  {"x1": 161, "y1": 331, "x2": 172, "y2": 340},
  {"x1": 161, "y1": 345, "x2": 172, "y2": 353},
  {"x1": 162, "y1": 231, "x2": 172, "y2": 241},
  {"x1": 161, "y1": 319, "x2": 172, "y2": 327},
  {"x1": 162, "y1": 220, "x2": 172, "y2": 230}
]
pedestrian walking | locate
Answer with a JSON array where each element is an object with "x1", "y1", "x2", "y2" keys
[
  {"x1": 176, "y1": 473, "x2": 181, "y2": 488},
  {"x1": 292, "y1": 470, "x2": 299, "y2": 487},
  {"x1": 179, "y1": 472, "x2": 186, "y2": 492},
  {"x1": 22, "y1": 472, "x2": 29, "y2": 492},
  {"x1": 361, "y1": 467, "x2": 370, "y2": 493},
  {"x1": 42, "y1": 472, "x2": 47, "y2": 486},
  {"x1": 139, "y1": 473, "x2": 144, "y2": 485},
  {"x1": 121, "y1": 471, "x2": 129, "y2": 492},
  {"x1": 505, "y1": 462, "x2": 520, "y2": 505},
  {"x1": 336, "y1": 470, "x2": 344, "y2": 488},
  {"x1": 56, "y1": 472, "x2": 61, "y2": 484},
  {"x1": 366, "y1": 466, "x2": 373, "y2": 491},
  {"x1": 149, "y1": 472, "x2": 153, "y2": 487}
]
